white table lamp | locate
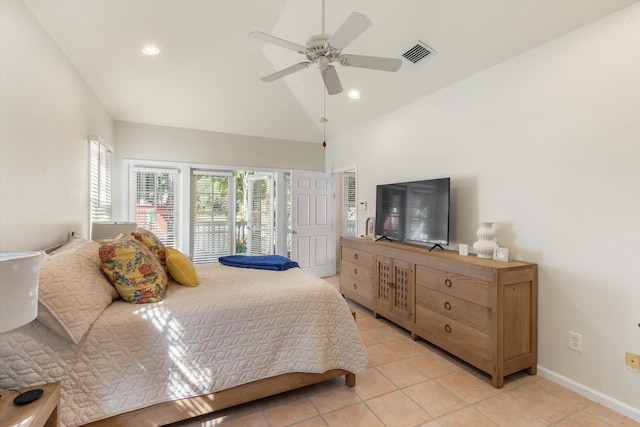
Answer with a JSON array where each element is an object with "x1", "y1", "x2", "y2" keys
[
  {"x1": 0, "y1": 251, "x2": 41, "y2": 334},
  {"x1": 0, "y1": 251, "x2": 44, "y2": 404}
]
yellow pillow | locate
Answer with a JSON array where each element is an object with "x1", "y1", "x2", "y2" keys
[
  {"x1": 99, "y1": 236, "x2": 168, "y2": 303},
  {"x1": 165, "y1": 247, "x2": 198, "y2": 287}
]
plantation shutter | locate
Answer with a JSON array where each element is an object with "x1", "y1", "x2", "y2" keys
[
  {"x1": 191, "y1": 170, "x2": 235, "y2": 263},
  {"x1": 89, "y1": 138, "x2": 112, "y2": 222},
  {"x1": 342, "y1": 172, "x2": 356, "y2": 235},
  {"x1": 130, "y1": 167, "x2": 180, "y2": 247},
  {"x1": 247, "y1": 173, "x2": 274, "y2": 255}
]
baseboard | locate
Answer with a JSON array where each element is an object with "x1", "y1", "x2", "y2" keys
[{"x1": 537, "y1": 366, "x2": 640, "y2": 422}]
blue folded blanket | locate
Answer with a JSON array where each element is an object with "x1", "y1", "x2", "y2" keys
[{"x1": 218, "y1": 254, "x2": 299, "y2": 271}]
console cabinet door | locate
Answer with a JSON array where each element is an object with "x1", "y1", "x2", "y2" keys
[
  {"x1": 390, "y1": 259, "x2": 414, "y2": 322},
  {"x1": 375, "y1": 255, "x2": 393, "y2": 312},
  {"x1": 375, "y1": 255, "x2": 415, "y2": 322}
]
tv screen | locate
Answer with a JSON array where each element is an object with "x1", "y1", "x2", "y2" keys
[{"x1": 374, "y1": 177, "x2": 450, "y2": 248}]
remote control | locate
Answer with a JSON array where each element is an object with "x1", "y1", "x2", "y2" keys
[{"x1": 13, "y1": 388, "x2": 43, "y2": 405}]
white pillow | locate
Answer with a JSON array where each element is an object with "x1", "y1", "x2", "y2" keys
[
  {"x1": 37, "y1": 240, "x2": 116, "y2": 343},
  {"x1": 47, "y1": 233, "x2": 86, "y2": 255}
]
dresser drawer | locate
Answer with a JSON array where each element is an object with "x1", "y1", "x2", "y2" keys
[
  {"x1": 416, "y1": 286, "x2": 491, "y2": 332},
  {"x1": 341, "y1": 260, "x2": 373, "y2": 283},
  {"x1": 415, "y1": 264, "x2": 491, "y2": 307},
  {"x1": 341, "y1": 246, "x2": 374, "y2": 267},
  {"x1": 340, "y1": 274, "x2": 373, "y2": 304},
  {"x1": 415, "y1": 305, "x2": 491, "y2": 363}
]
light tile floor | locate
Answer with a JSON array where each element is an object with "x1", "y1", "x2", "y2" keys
[{"x1": 172, "y1": 276, "x2": 639, "y2": 427}]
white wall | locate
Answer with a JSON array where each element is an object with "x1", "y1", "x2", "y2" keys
[
  {"x1": 114, "y1": 120, "x2": 324, "y2": 170},
  {"x1": 112, "y1": 121, "x2": 324, "y2": 219},
  {"x1": 327, "y1": 3, "x2": 640, "y2": 419},
  {"x1": 0, "y1": 0, "x2": 114, "y2": 251}
]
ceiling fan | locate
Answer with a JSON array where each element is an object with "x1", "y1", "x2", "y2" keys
[{"x1": 249, "y1": 1, "x2": 402, "y2": 95}]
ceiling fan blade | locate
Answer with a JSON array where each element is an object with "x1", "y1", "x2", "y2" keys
[
  {"x1": 328, "y1": 12, "x2": 372, "y2": 50},
  {"x1": 341, "y1": 54, "x2": 402, "y2": 72},
  {"x1": 249, "y1": 31, "x2": 307, "y2": 53},
  {"x1": 321, "y1": 65, "x2": 343, "y2": 95},
  {"x1": 261, "y1": 62, "x2": 311, "y2": 82}
]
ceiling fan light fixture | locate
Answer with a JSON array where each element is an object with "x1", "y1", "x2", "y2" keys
[
  {"x1": 348, "y1": 90, "x2": 360, "y2": 100},
  {"x1": 142, "y1": 45, "x2": 160, "y2": 55}
]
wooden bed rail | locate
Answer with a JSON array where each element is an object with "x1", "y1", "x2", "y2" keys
[{"x1": 82, "y1": 370, "x2": 355, "y2": 427}]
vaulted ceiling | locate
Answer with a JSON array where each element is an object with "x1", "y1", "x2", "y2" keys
[{"x1": 25, "y1": 0, "x2": 636, "y2": 143}]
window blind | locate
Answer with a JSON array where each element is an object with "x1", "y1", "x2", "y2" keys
[
  {"x1": 130, "y1": 166, "x2": 180, "y2": 247},
  {"x1": 285, "y1": 172, "x2": 292, "y2": 258},
  {"x1": 342, "y1": 172, "x2": 357, "y2": 235},
  {"x1": 89, "y1": 139, "x2": 112, "y2": 222}
]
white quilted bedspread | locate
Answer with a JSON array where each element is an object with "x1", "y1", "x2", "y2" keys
[{"x1": 0, "y1": 264, "x2": 368, "y2": 426}]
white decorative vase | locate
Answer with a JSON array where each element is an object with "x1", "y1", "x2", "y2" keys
[{"x1": 473, "y1": 222, "x2": 498, "y2": 258}]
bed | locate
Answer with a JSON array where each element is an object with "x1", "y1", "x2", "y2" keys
[{"x1": 0, "y1": 235, "x2": 368, "y2": 427}]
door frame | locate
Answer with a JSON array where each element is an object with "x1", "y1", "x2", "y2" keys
[{"x1": 331, "y1": 164, "x2": 358, "y2": 275}]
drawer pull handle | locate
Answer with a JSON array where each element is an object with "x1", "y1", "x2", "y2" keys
[
  {"x1": 444, "y1": 278, "x2": 452, "y2": 287},
  {"x1": 354, "y1": 268, "x2": 358, "y2": 275},
  {"x1": 353, "y1": 283, "x2": 358, "y2": 290},
  {"x1": 444, "y1": 324, "x2": 452, "y2": 333},
  {"x1": 354, "y1": 253, "x2": 359, "y2": 260},
  {"x1": 444, "y1": 302, "x2": 452, "y2": 311}
]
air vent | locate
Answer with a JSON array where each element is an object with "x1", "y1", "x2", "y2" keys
[{"x1": 402, "y1": 41, "x2": 436, "y2": 64}]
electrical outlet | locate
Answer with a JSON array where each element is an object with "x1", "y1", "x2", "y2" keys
[
  {"x1": 568, "y1": 331, "x2": 582, "y2": 352},
  {"x1": 626, "y1": 352, "x2": 640, "y2": 371}
]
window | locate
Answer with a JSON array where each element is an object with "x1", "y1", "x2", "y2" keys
[
  {"x1": 191, "y1": 170, "x2": 235, "y2": 263},
  {"x1": 342, "y1": 172, "x2": 357, "y2": 235},
  {"x1": 89, "y1": 138, "x2": 112, "y2": 222},
  {"x1": 130, "y1": 167, "x2": 180, "y2": 247},
  {"x1": 126, "y1": 162, "x2": 310, "y2": 263}
]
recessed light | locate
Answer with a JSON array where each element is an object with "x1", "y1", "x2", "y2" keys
[
  {"x1": 142, "y1": 46, "x2": 160, "y2": 55},
  {"x1": 348, "y1": 90, "x2": 360, "y2": 100}
]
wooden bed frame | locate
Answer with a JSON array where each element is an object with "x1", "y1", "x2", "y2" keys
[{"x1": 82, "y1": 370, "x2": 355, "y2": 426}]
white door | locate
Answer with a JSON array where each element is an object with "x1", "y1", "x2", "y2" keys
[
  {"x1": 247, "y1": 173, "x2": 274, "y2": 255},
  {"x1": 290, "y1": 171, "x2": 335, "y2": 277}
]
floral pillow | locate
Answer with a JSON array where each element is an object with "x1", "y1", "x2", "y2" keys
[
  {"x1": 99, "y1": 235, "x2": 168, "y2": 304},
  {"x1": 132, "y1": 228, "x2": 166, "y2": 270}
]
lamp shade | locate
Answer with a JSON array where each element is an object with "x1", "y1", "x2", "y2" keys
[
  {"x1": 91, "y1": 222, "x2": 137, "y2": 240},
  {"x1": 0, "y1": 251, "x2": 41, "y2": 334}
]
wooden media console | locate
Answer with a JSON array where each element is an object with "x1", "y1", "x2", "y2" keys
[{"x1": 340, "y1": 236, "x2": 538, "y2": 388}]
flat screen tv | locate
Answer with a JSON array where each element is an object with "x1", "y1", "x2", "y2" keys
[{"x1": 374, "y1": 177, "x2": 450, "y2": 250}]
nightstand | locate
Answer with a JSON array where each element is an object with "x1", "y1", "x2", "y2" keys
[{"x1": 0, "y1": 382, "x2": 60, "y2": 427}]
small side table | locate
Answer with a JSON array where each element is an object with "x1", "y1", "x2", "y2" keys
[{"x1": 0, "y1": 382, "x2": 60, "y2": 427}]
